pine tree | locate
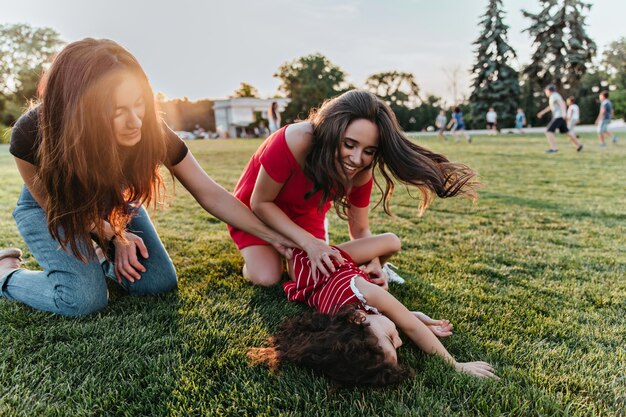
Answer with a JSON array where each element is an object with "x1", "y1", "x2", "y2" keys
[
  {"x1": 522, "y1": 0, "x2": 596, "y2": 96},
  {"x1": 469, "y1": 0, "x2": 520, "y2": 128}
]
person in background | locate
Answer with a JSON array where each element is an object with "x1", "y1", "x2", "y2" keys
[
  {"x1": 566, "y1": 96, "x2": 580, "y2": 138},
  {"x1": 435, "y1": 109, "x2": 448, "y2": 140},
  {"x1": 268, "y1": 101, "x2": 281, "y2": 133},
  {"x1": 447, "y1": 107, "x2": 472, "y2": 143},
  {"x1": 536, "y1": 84, "x2": 583, "y2": 154},
  {"x1": 596, "y1": 91, "x2": 618, "y2": 146},
  {"x1": 485, "y1": 107, "x2": 497, "y2": 135},
  {"x1": 515, "y1": 107, "x2": 526, "y2": 134}
]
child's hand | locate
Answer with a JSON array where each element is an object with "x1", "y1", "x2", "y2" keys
[
  {"x1": 454, "y1": 361, "x2": 499, "y2": 379},
  {"x1": 411, "y1": 311, "x2": 453, "y2": 338}
]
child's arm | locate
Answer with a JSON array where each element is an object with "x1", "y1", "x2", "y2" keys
[
  {"x1": 355, "y1": 276, "x2": 498, "y2": 378},
  {"x1": 411, "y1": 311, "x2": 453, "y2": 338}
]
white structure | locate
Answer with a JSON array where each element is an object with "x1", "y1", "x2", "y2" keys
[{"x1": 213, "y1": 97, "x2": 290, "y2": 138}]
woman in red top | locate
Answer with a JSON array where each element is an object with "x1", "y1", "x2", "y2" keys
[{"x1": 229, "y1": 90, "x2": 477, "y2": 287}]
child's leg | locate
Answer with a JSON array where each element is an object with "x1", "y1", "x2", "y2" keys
[
  {"x1": 335, "y1": 233, "x2": 401, "y2": 266},
  {"x1": 565, "y1": 132, "x2": 581, "y2": 148}
]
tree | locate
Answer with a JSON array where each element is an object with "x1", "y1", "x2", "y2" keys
[
  {"x1": 365, "y1": 71, "x2": 420, "y2": 108},
  {"x1": 469, "y1": 0, "x2": 520, "y2": 128},
  {"x1": 442, "y1": 65, "x2": 463, "y2": 105},
  {"x1": 522, "y1": 0, "x2": 596, "y2": 96},
  {"x1": 158, "y1": 97, "x2": 215, "y2": 132},
  {"x1": 274, "y1": 53, "x2": 350, "y2": 122},
  {"x1": 410, "y1": 94, "x2": 444, "y2": 132},
  {"x1": 365, "y1": 71, "x2": 421, "y2": 130},
  {"x1": 0, "y1": 23, "x2": 64, "y2": 125},
  {"x1": 233, "y1": 82, "x2": 259, "y2": 98},
  {"x1": 601, "y1": 37, "x2": 626, "y2": 87}
]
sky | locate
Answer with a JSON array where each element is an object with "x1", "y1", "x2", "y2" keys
[{"x1": 2, "y1": 0, "x2": 624, "y2": 104}]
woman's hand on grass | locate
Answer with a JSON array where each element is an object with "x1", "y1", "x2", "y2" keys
[{"x1": 112, "y1": 231, "x2": 148, "y2": 283}]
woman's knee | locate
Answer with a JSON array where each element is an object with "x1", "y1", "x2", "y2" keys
[
  {"x1": 240, "y1": 246, "x2": 283, "y2": 286},
  {"x1": 128, "y1": 272, "x2": 177, "y2": 296},
  {"x1": 55, "y1": 282, "x2": 109, "y2": 317},
  {"x1": 243, "y1": 263, "x2": 282, "y2": 287}
]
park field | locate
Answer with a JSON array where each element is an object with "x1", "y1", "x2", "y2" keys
[{"x1": 0, "y1": 133, "x2": 624, "y2": 416}]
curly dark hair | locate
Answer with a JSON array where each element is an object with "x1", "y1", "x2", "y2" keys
[
  {"x1": 248, "y1": 305, "x2": 414, "y2": 387},
  {"x1": 304, "y1": 90, "x2": 478, "y2": 219}
]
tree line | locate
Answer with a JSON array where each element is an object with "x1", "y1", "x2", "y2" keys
[{"x1": 1, "y1": 2, "x2": 625, "y2": 139}]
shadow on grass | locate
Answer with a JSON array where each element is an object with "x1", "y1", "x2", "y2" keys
[
  {"x1": 0, "y1": 285, "x2": 183, "y2": 417},
  {"x1": 480, "y1": 191, "x2": 626, "y2": 224}
]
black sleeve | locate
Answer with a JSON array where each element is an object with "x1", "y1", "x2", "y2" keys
[
  {"x1": 9, "y1": 107, "x2": 41, "y2": 165},
  {"x1": 164, "y1": 123, "x2": 189, "y2": 167}
]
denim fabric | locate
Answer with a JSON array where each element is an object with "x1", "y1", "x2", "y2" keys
[{"x1": 0, "y1": 186, "x2": 177, "y2": 316}]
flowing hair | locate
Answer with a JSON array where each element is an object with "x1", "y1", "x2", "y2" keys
[
  {"x1": 248, "y1": 305, "x2": 414, "y2": 387},
  {"x1": 304, "y1": 90, "x2": 478, "y2": 218},
  {"x1": 36, "y1": 38, "x2": 168, "y2": 260}
]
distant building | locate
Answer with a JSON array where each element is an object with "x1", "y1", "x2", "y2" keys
[{"x1": 213, "y1": 97, "x2": 290, "y2": 138}]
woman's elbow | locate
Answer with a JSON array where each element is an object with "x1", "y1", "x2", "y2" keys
[{"x1": 249, "y1": 199, "x2": 266, "y2": 217}]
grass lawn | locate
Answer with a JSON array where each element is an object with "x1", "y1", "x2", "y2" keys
[{"x1": 0, "y1": 133, "x2": 624, "y2": 416}]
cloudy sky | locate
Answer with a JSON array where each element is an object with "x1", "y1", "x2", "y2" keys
[{"x1": 2, "y1": 0, "x2": 623, "y2": 103}]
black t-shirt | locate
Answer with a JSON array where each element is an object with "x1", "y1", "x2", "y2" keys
[{"x1": 10, "y1": 106, "x2": 189, "y2": 167}]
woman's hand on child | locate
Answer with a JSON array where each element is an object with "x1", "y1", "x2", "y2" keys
[
  {"x1": 112, "y1": 231, "x2": 149, "y2": 283},
  {"x1": 411, "y1": 311, "x2": 453, "y2": 337},
  {"x1": 303, "y1": 239, "x2": 344, "y2": 280},
  {"x1": 454, "y1": 361, "x2": 499, "y2": 379}
]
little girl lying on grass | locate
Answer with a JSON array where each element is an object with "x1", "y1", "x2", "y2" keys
[{"x1": 249, "y1": 233, "x2": 498, "y2": 386}]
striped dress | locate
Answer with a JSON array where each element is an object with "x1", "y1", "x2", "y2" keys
[{"x1": 283, "y1": 247, "x2": 378, "y2": 315}]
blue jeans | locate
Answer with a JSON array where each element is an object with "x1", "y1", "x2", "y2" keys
[{"x1": 0, "y1": 186, "x2": 177, "y2": 316}]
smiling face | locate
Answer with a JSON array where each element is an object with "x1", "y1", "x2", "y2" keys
[
  {"x1": 338, "y1": 118, "x2": 379, "y2": 179},
  {"x1": 112, "y1": 72, "x2": 146, "y2": 147},
  {"x1": 363, "y1": 313, "x2": 403, "y2": 364}
]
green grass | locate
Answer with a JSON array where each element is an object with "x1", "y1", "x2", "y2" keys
[{"x1": 1, "y1": 133, "x2": 625, "y2": 416}]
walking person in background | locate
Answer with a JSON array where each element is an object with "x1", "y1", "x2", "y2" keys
[
  {"x1": 435, "y1": 109, "x2": 448, "y2": 140},
  {"x1": 268, "y1": 101, "x2": 281, "y2": 133},
  {"x1": 515, "y1": 107, "x2": 526, "y2": 134},
  {"x1": 536, "y1": 84, "x2": 583, "y2": 154},
  {"x1": 596, "y1": 91, "x2": 618, "y2": 146},
  {"x1": 485, "y1": 107, "x2": 497, "y2": 135},
  {"x1": 447, "y1": 107, "x2": 472, "y2": 143},
  {"x1": 566, "y1": 96, "x2": 580, "y2": 138}
]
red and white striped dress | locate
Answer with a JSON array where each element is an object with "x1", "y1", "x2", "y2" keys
[{"x1": 283, "y1": 247, "x2": 378, "y2": 315}]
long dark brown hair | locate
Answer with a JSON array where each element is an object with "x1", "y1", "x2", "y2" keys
[
  {"x1": 248, "y1": 306, "x2": 414, "y2": 387},
  {"x1": 36, "y1": 38, "x2": 168, "y2": 260},
  {"x1": 304, "y1": 90, "x2": 478, "y2": 218}
]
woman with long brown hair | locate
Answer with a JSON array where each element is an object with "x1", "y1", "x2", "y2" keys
[
  {"x1": 229, "y1": 90, "x2": 477, "y2": 288},
  {"x1": 0, "y1": 38, "x2": 293, "y2": 316}
]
